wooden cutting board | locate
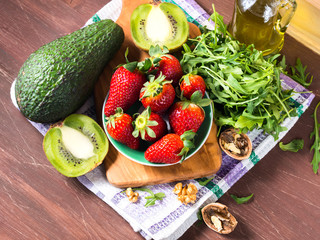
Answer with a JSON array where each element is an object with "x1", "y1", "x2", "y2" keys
[{"x1": 94, "y1": 0, "x2": 222, "y2": 188}]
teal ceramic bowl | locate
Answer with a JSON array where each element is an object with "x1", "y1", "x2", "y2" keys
[{"x1": 102, "y1": 93, "x2": 214, "y2": 167}]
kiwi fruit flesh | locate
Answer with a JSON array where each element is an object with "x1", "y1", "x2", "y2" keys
[
  {"x1": 43, "y1": 114, "x2": 109, "y2": 177},
  {"x1": 130, "y1": 2, "x2": 189, "y2": 52}
]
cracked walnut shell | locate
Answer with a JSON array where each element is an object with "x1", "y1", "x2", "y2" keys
[
  {"x1": 219, "y1": 128, "x2": 252, "y2": 160},
  {"x1": 201, "y1": 202, "x2": 237, "y2": 234}
]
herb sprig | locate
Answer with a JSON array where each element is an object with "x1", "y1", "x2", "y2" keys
[
  {"x1": 289, "y1": 58, "x2": 313, "y2": 87},
  {"x1": 180, "y1": 5, "x2": 297, "y2": 140},
  {"x1": 132, "y1": 187, "x2": 166, "y2": 207},
  {"x1": 310, "y1": 102, "x2": 320, "y2": 174}
]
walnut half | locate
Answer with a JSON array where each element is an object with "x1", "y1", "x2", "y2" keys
[
  {"x1": 201, "y1": 202, "x2": 237, "y2": 234},
  {"x1": 219, "y1": 128, "x2": 252, "y2": 160}
]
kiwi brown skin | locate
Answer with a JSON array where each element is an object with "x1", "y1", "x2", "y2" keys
[
  {"x1": 43, "y1": 114, "x2": 109, "y2": 177},
  {"x1": 130, "y1": 2, "x2": 189, "y2": 52}
]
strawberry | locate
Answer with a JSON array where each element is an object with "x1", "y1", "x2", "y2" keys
[
  {"x1": 106, "y1": 107, "x2": 139, "y2": 149},
  {"x1": 169, "y1": 91, "x2": 212, "y2": 136},
  {"x1": 104, "y1": 62, "x2": 146, "y2": 117},
  {"x1": 145, "y1": 130, "x2": 196, "y2": 164},
  {"x1": 149, "y1": 45, "x2": 183, "y2": 87},
  {"x1": 180, "y1": 74, "x2": 206, "y2": 99},
  {"x1": 140, "y1": 74, "x2": 175, "y2": 113},
  {"x1": 132, "y1": 107, "x2": 167, "y2": 142}
]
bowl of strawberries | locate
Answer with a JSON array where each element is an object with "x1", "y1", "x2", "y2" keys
[{"x1": 102, "y1": 46, "x2": 214, "y2": 166}]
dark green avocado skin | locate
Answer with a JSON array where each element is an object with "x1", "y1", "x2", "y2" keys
[{"x1": 15, "y1": 19, "x2": 124, "y2": 123}]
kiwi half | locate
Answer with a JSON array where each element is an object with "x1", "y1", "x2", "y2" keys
[
  {"x1": 43, "y1": 114, "x2": 109, "y2": 177},
  {"x1": 130, "y1": 2, "x2": 189, "y2": 52}
]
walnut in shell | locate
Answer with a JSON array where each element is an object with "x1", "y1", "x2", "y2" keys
[
  {"x1": 201, "y1": 202, "x2": 237, "y2": 234},
  {"x1": 219, "y1": 128, "x2": 252, "y2": 160}
]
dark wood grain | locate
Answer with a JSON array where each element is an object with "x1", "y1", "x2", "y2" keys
[{"x1": 1, "y1": 0, "x2": 319, "y2": 239}]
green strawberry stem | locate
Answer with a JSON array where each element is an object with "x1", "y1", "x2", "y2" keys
[
  {"x1": 149, "y1": 44, "x2": 169, "y2": 58},
  {"x1": 179, "y1": 91, "x2": 212, "y2": 111},
  {"x1": 148, "y1": 45, "x2": 174, "y2": 68},
  {"x1": 178, "y1": 89, "x2": 212, "y2": 110},
  {"x1": 182, "y1": 74, "x2": 191, "y2": 86},
  {"x1": 190, "y1": 91, "x2": 212, "y2": 106},
  {"x1": 178, "y1": 130, "x2": 196, "y2": 163},
  {"x1": 180, "y1": 71, "x2": 199, "y2": 85},
  {"x1": 106, "y1": 107, "x2": 123, "y2": 129},
  {"x1": 140, "y1": 73, "x2": 172, "y2": 99},
  {"x1": 132, "y1": 107, "x2": 158, "y2": 139},
  {"x1": 123, "y1": 61, "x2": 138, "y2": 72},
  {"x1": 118, "y1": 47, "x2": 153, "y2": 73}
]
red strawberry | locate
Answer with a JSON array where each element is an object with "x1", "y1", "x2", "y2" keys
[
  {"x1": 140, "y1": 74, "x2": 175, "y2": 113},
  {"x1": 106, "y1": 107, "x2": 139, "y2": 149},
  {"x1": 169, "y1": 91, "x2": 211, "y2": 136},
  {"x1": 180, "y1": 74, "x2": 206, "y2": 99},
  {"x1": 149, "y1": 45, "x2": 183, "y2": 87},
  {"x1": 104, "y1": 64, "x2": 146, "y2": 117},
  {"x1": 145, "y1": 131, "x2": 196, "y2": 164},
  {"x1": 133, "y1": 107, "x2": 167, "y2": 142}
]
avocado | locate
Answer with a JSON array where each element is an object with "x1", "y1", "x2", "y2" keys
[{"x1": 15, "y1": 19, "x2": 124, "y2": 123}]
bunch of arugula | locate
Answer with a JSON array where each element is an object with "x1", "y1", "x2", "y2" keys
[{"x1": 180, "y1": 5, "x2": 297, "y2": 140}]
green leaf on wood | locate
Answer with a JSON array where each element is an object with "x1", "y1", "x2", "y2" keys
[
  {"x1": 230, "y1": 194, "x2": 254, "y2": 204},
  {"x1": 279, "y1": 139, "x2": 304, "y2": 152},
  {"x1": 310, "y1": 102, "x2": 320, "y2": 174}
]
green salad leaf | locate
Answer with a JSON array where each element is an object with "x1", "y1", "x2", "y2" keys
[
  {"x1": 289, "y1": 58, "x2": 313, "y2": 87},
  {"x1": 197, "y1": 207, "x2": 203, "y2": 222},
  {"x1": 230, "y1": 193, "x2": 253, "y2": 204},
  {"x1": 310, "y1": 102, "x2": 320, "y2": 174},
  {"x1": 198, "y1": 177, "x2": 214, "y2": 186},
  {"x1": 180, "y1": 4, "x2": 297, "y2": 140},
  {"x1": 279, "y1": 139, "x2": 304, "y2": 152}
]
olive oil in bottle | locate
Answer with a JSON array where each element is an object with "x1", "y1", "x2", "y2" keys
[{"x1": 228, "y1": 0, "x2": 296, "y2": 56}]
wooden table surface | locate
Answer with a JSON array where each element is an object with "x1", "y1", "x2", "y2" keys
[{"x1": 1, "y1": 0, "x2": 319, "y2": 239}]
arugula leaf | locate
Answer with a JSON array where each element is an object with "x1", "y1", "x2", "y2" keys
[
  {"x1": 230, "y1": 194, "x2": 253, "y2": 204},
  {"x1": 197, "y1": 207, "x2": 204, "y2": 222},
  {"x1": 132, "y1": 187, "x2": 154, "y2": 195},
  {"x1": 289, "y1": 58, "x2": 313, "y2": 87},
  {"x1": 310, "y1": 102, "x2": 320, "y2": 174},
  {"x1": 279, "y1": 139, "x2": 304, "y2": 152},
  {"x1": 154, "y1": 192, "x2": 166, "y2": 199},
  {"x1": 144, "y1": 198, "x2": 157, "y2": 207},
  {"x1": 210, "y1": 4, "x2": 227, "y2": 39},
  {"x1": 198, "y1": 177, "x2": 214, "y2": 186},
  {"x1": 132, "y1": 187, "x2": 166, "y2": 207},
  {"x1": 145, "y1": 192, "x2": 166, "y2": 207},
  {"x1": 278, "y1": 55, "x2": 287, "y2": 72}
]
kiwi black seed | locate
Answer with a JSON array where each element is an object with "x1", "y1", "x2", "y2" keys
[
  {"x1": 43, "y1": 114, "x2": 109, "y2": 177},
  {"x1": 130, "y1": 2, "x2": 189, "y2": 52}
]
